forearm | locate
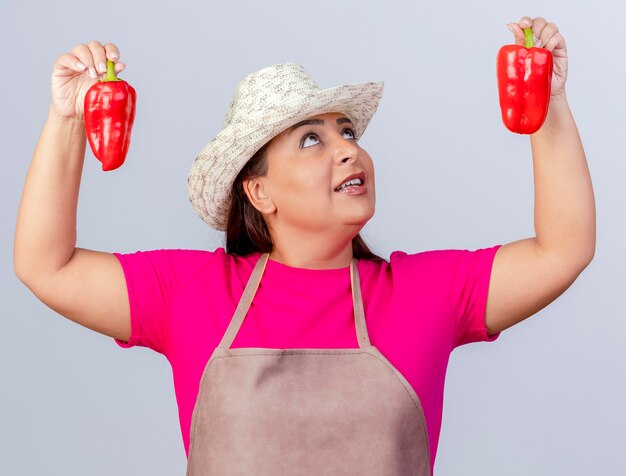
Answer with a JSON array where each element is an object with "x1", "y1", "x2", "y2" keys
[
  {"x1": 530, "y1": 91, "x2": 596, "y2": 266},
  {"x1": 14, "y1": 105, "x2": 86, "y2": 279}
]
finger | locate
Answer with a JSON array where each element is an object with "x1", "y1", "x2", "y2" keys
[
  {"x1": 53, "y1": 52, "x2": 89, "y2": 75},
  {"x1": 515, "y1": 16, "x2": 550, "y2": 47},
  {"x1": 506, "y1": 23, "x2": 526, "y2": 46},
  {"x1": 114, "y1": 61, "x2": 127, "y2": 73},
  {"x1": 528, "y1": 17, "x2": 548, "y2": 45},
  {"x1": 542, "y1": 32, "x2": 564, "y2": 53},
  {"x1": 103, "y1": 43, "x2": 121, "y2": 62},
  {"x1": 518, "y1": 16, "x2": 534, "y2": 29},
  {"x1": 86, "y1": 40, "x2": 108, "y2": 78},
  {"x1": 536, "y1": 22, "x2": 559, "y2": 49},
  {"x1": 71, "y1": 43, "x2": 96, "y2": 79}
]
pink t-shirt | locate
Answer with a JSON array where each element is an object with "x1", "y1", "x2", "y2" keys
[{"x1": 113, "y1": 244, "x2": 503, "y2": 472}]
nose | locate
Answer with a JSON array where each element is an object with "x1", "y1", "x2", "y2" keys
[{"x1": 332, "y1": 133, "x2": 359, "y2": 165}]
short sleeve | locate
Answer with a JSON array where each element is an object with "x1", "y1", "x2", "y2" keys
[
  {"x1": 449, "y1": 244, "x2": 503, "y2": 348},
  {"x1": 112, "y1": 248, "x2": 213, "y2": 354}
]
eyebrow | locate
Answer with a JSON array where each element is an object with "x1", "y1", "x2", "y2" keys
[{"x1": 288, "y1": 117, "x2": 353, "y2": 135}]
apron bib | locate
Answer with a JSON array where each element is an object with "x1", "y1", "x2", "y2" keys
[{"x1": 186, "y1": 253, "x2": 432, "y2": 475}]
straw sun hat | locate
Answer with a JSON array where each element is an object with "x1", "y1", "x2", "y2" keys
[{"x1": 187, "y1": 62, "x2": 385, "y2": 231}]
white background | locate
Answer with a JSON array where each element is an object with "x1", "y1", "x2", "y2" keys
[{"x1": 2, "y1": 0, "x2": 624, "y2": 474}]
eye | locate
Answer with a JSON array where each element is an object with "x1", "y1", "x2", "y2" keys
[
  {"x1": 301, "y1": 132, "x2": 320, "y2": 148},
  {"x1": 299, "y1": 127, "x2": 359, "y2": 149},
  {"x1": 343, "y1": 127, "x2": 358, "y2": 140}
]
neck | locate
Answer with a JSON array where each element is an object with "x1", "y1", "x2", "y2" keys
[{"x1": 268, "y1": 226, "x2": 357, "y2": 269}]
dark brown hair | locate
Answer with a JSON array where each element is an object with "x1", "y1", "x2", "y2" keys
[{"x1": 225, "y1": 140, "x2": 385, "y2": 262}]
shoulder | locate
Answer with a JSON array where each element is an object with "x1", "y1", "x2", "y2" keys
[
  {"x1": 388, "y1": 245, "x2": 501, "y2": 270},
  {"x1": 112, "y1": 247, "x2": 261, "y2": 287},
  {"x1": 113, "y1": 247, "x2": 217, "y2": 276},
  {"x1": 355, "y1": 249, "x2": 457, "y2": 287},
  {"x1": 357, "y1": 245, "x2": 501, "y2": 285},
  {"x1": 113, "y1": 246, "x2": 259, "y2": 264}
]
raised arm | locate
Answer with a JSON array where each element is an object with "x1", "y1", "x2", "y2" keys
[
  {"x1": 13, "y1": 41, "x2": 132, "y2": 342},
  {"x1": 485, "y1": 16, "x2": 596, "y2": 335}
]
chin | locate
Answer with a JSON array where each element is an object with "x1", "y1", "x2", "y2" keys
[{"x1": 342, "y1": 205, "x2": 375, "y2": 227}]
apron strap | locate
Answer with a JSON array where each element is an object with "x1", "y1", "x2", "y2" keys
[
  {"x1": 218, "y1": 252, "x2": 370, "y2": 349},
  {"x1": 350, "y1": 256, "x2": 371, "y2": 347}
]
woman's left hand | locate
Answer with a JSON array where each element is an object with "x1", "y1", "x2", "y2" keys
[{"x1": 507, "y1": 16, "x2": 568, "y2": 99}]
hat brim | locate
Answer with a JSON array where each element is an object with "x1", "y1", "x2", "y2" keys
[{"x1": 188, "y1": 80, "x2": 384, "y2": 231}]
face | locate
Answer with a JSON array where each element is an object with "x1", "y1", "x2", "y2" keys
[{"x1": 244, "y1": 111, "x2": 376, "y2": 235}]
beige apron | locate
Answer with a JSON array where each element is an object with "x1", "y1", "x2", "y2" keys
[{"x1": 186, "y1": 253, "x2": 432, "y2": 475}]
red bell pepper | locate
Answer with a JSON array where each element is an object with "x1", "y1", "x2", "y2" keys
[
  {"x1": 497, "y1": 28, "x2": 553, "y2": 134},
  {"x1": 84, "y1": 60, "x2": 137, "y2": 171}
]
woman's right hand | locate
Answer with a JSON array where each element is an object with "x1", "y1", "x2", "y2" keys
[{"x1": 50, "y1": 41, "x2": 127, "y2": 120}]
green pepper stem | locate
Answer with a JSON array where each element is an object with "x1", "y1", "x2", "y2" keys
[
  {"x1": 104, "y1": 59, "x2": 119, "y2": 81},
  {"x1": 524, "y1": 28, "x2": 535, "y2": 48}
]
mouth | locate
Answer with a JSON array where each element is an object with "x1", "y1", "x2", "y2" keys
[{"x1": 334, "y1": 171, "x2": 366, "y2": 193}]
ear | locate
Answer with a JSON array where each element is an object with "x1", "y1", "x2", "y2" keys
[{"x1": 242, "y1": 177, "x2": 277, "y2": 216}]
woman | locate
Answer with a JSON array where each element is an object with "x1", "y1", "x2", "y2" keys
[{"x1": 14, "y1": 15, "x2": 595, "y2": 475}]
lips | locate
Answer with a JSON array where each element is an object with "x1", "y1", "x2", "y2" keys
[{"x1": 334, "y1": 171, "x2": 366, "y2": 192}]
